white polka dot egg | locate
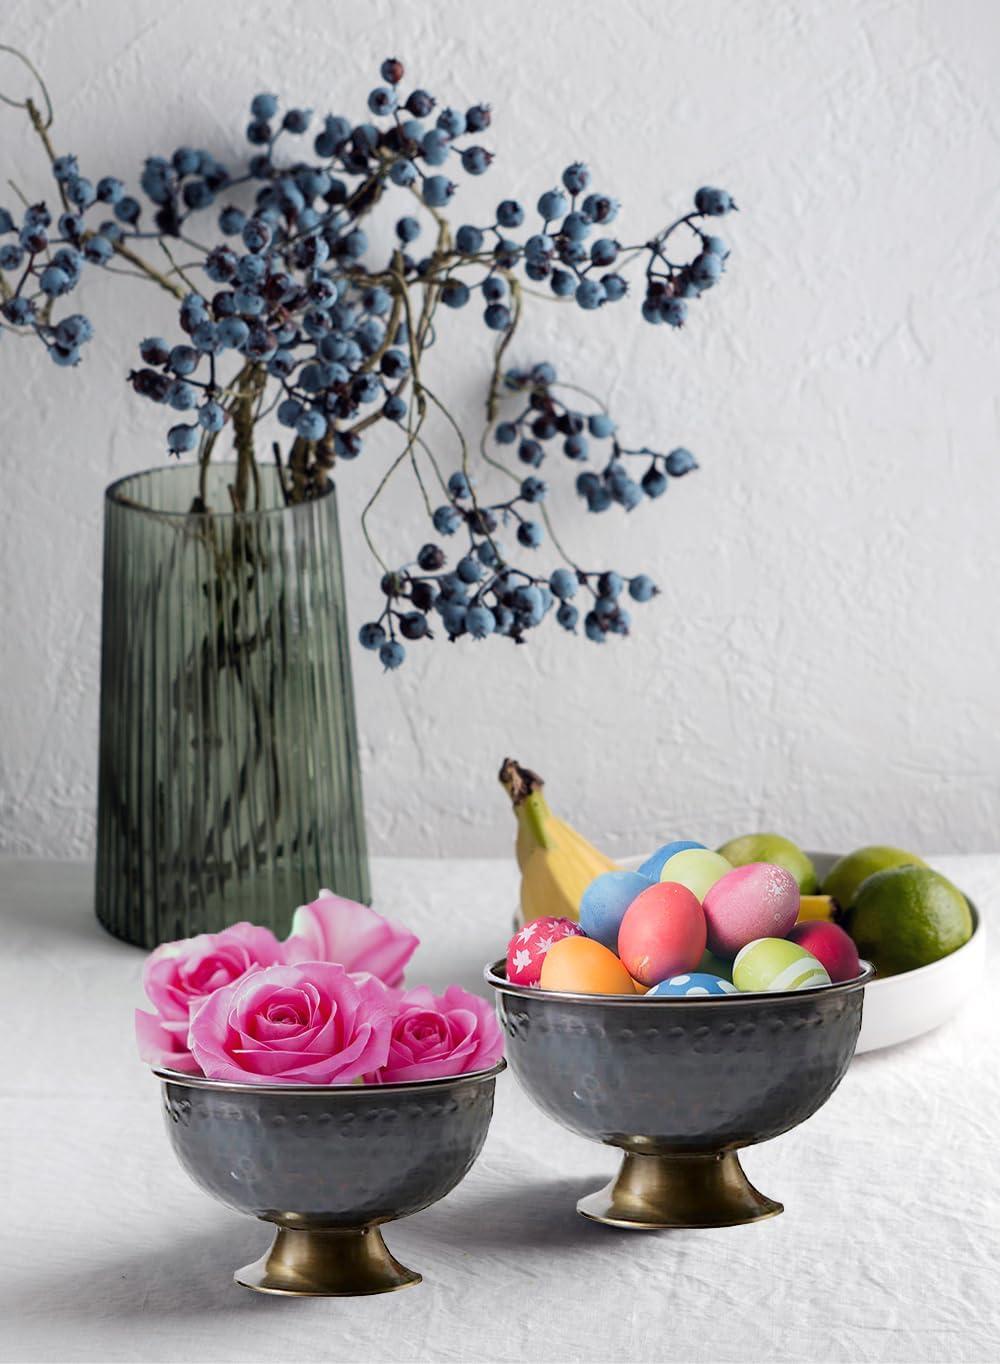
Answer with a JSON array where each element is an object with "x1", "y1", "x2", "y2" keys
[{"x1": 647, "y1": 972, "x2": 738, "y2": 998}]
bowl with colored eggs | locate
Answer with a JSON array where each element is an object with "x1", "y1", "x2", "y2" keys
[{"x1": 487, "y1": 841, "x2": 874, "y2": 1230}]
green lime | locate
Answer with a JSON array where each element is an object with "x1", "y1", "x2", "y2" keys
[
  {"x1": 823, "y1": 844, "x2": 926, "y2": 909},
  {"x1": 716, "y1": 832, "x2": 818, "y2": 894},
  {"x1": 848, "y1": 866, "x2": 972, "y2": 976}
]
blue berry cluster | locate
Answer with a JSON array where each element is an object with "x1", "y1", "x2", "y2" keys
[{"x1": 1, "y1": 53, "x2": 736, "y2": 668}]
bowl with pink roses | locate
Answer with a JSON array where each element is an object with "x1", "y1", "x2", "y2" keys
[{"x1": 137, "y1": 892, "x2": 505, "y2": 1297}]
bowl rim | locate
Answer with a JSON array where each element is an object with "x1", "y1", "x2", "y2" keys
[
  {"x1": 484, "y1": 959, "x2": 874, "y2": 1006},
  {"x1": 152, "y1": 1058, "x2": 506, "y2": 1096}
]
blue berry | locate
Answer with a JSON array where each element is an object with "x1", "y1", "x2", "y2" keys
[
  {"x1": 167, "y1": 380, "x2": 197, "y2": 411},
  {"x1": 598, "y1": 570, "x2": 623, "y2": 599},
  {"x1": 538, "y1": 189, "x2": 568, "y2": 221},
  {"x1": 694, "y1": 186, "x2": 734, "y2": 216},
  {"x1": 368, "y1": 86, "x2": 397, "y2": 116},
  {"x1": 441, "y1": 278, "x2": 470, "y2": 308},
  {"x1": 517, "y1": 520, "x2": 543, "y2": 548},
  {"x1": 448, "y1": 471, "x2": 472, "y2": 500},
  {"x1": 241, "y1": 218, "x2": 270, "y2": 253},
  {"x1": 197, "y1": 401, "x2": 225, "y2": 432},
  {"x1": 456, "y1": 224, "x2": 484, "y2": 254},
  {"x1": 557, "y1": 602, "x2": 579, "y2": 631},
  {"x1": 518, "y1": 439, "x2": 543, "y2": 467},
  {"x1": 466, "y1": 604, "x2": 495, "y2": 639},
  {"x1": 665, "y1": 447, "x2": 697, "y2": 476},
  {"x1": 399, "y1": 612, "x2": 429, "y2": 640},
  {"x1": 167, "y1": 423, "x2": 198, "y2": 453},
  {"x1": 562, "y1": 162, "x2": 590, "y2": 194},
  {"x1": 423, "y1": 175, "x2": 455, "y2": 207},
  {"x1": 460, "y1": 146, "x2": 492, "y2": 175},
  {"x1": 584, "y1": 611, "x2": 606, "y2": 643},
  {"x1": 549, "y1": 567, "x2": 577, "y2": 599},
  {"x1": 433, "y1": 505, "x2": 462, "y2": 535},
  {"x1": 421, "y1": 130, "x2": 451, "y2": 166},
  {"x1": 437, "y1": 107, "x2": 467, "y2": 137},
  {"x1": 550, "y1": 268, "x2": 575, "y2": 297},
  {"x1": 563, "y1": 433, "x2": 588, "y2": 459},
  {"x1": 49, "y1": 344, "x2": 80, "y2": 367},
  {"x1": 702, "y1": 234, "x2": 727, "y2": 256},
  {"x1": 588, "y1": 413, "x2": 615, "y2": 438},
  {"x1": 484, "y1": 302, "x2": 511, "y2": 330},
  {"x1": 581, "y1": 193, "x2": 619, "y2": 224},
  {"x1": 66, "y1": 175, "x2": 96, "y2": 208},
  {"x1": 601, "y1": 272, "x2": 628, "y2": 301},
  {"x1": 406, "y1": 89, "x2": 435, "y2": 118},
  {"x1": 660, "y1": 297, "x2": 687, "y2": 327},
  {"x1": 115, "y1": 195, "x2": 141, "y2": 224},
  {"x1": 55, "y1": 314, "x2": 93, "y2": 346},
  {"x1": 497, "y1": 199, "x2": 524, "y2": 228},
  {"x1": 575, "y1": 279, "x2": 605, "y2": 310},
  {"x1": 251, "y1": 93, "x2": 279, "y2": 120},
  {"x1": 520, "y1": 475, "x2": 547, "y2": 502},
  {"x1": 641, "y1": 465, "x2": 668, "y2": 497},
  {"x1": 466, "y1": 103, "x2": 491, "y2": 132},
  {"x1": 83, "y1": 234, "x2": 113, "y2": 264},
  {"x1": 495, "y1": 421, "x2": 518, "y2": 444},
  {"x1": 690, "y1": 252, "x2": 723, "y2": 286},
  {"x1": 283, "y1": 107, "x2": 311, "y2": 133},
  {"x1": 562, "y1": 212, "x2": 591, "y2": 242},
  {"x1": 358, "y1": 622, "x2": 386, "y2": 650},
  {"x1": 641, "y1": 296, "x2": 664, "y2": 325},
  {"x1": 396, "y1": 215, "x2": 421, "y2": 242},
  {"x1": 39, "y1": 265, "x2": 71, "y2": 296},
  {"x1": 629, "y1": 574, "x2": 657, "y2": 602},
  {"x1": 381, "y1": 58, "x2": 405, "y2": 84},
  {"x1": 440, "y1": 601, "x2": 468, "y2": 635},
  {"x1": 0, "y1": 208, "x2": 14, "y2": 234},
  {"x1": 277, "y1": 398, "x2": 303, "y2": 428},
  {"x1": 482, "y1": 276, "x2": 507, "y2": 303},
  {"x1": 384, "y1": 393, "x2": 408, "y2": 421},
  {"x1": 52, "y1": 155, "x2": 79, "y2": 182},
  {"x1": 590, "y1": 238, "x2": 618, "y2": 267},
  {"x1": 296, "y1": 409, "x2": 327, "y2": 440},
  {"x1": 0, "y1": 243, "x2": 24, "y2": 270}
]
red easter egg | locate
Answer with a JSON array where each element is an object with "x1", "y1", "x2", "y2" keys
[
  {"x1": 702, "y1": 862, "x2": 800, "y2": 958},
  {"x1": 787, "y1": 920, "x2": 861, "y2": 983},
  {"x1": 616, "y1": 882, "x2": 707, "y2": 987},
  {"x1": 506, "y1": 916, "x2": 584, "y2": 986}
]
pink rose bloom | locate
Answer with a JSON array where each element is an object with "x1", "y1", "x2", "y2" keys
[
  {"x1": 367, "y1": 985, "x2": 504, "y2": 1084},
  {"x1": 188, "y1": 961, "x2": 394, "y2": 1085},
  {"x1": 283, "y1": 889, "x2": 419, "y2": 987},
  {"x1": 135, "y1": 921, "x2": 284, "y2": 1072}
]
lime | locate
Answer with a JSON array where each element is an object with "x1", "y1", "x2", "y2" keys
[
  {"x1": 823, "y1": 845, "x2": 926, "y2": 909},
  {"x1": 716, "y1": 832, "x2": 818, "y2": 894},
  {"x1": 848, "y1": 866, "x2": 972, "y2": 976}
]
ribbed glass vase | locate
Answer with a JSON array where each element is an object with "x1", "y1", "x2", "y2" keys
[{"x1": 95, "y1": 464, "x2": 370, "y2": 947}]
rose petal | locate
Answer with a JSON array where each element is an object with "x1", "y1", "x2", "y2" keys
[
  {"x1": 135, "y1": 1009, "x2": 202, "y2": 1073},
  {"x1": 283, "y1": 892, "x2": 419, "y2": 986}
]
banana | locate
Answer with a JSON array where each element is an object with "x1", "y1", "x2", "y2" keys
[{"x1": 499, "y1": 758, "x2": 617, "y2": 926}]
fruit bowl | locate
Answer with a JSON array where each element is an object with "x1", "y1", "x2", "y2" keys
[
  {"x1": 807, "y1": 852, "x2": 985, "y2": 1053},
  {"x1": 155, "y1": 1061, "x2": 504, "y2": 1295},
  {"x1": 485, "y1": 959, "x2": 872, "y2": 1229}
]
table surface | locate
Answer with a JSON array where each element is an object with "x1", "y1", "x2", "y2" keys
[{"x1": 2, "y1": 854, "x2": 998, "y2": 1364}]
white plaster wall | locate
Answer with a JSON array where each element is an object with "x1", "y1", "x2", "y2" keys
[{"x1": 2, "y1": 0, "x2": 999, "y2": 862}]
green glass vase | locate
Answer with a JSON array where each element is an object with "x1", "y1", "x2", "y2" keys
[{"x1": 95, "y1": 464, "x2": 370, "y2": 947}]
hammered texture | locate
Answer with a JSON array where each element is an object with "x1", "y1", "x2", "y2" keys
[
  {"x1": 495, "y1": 988, "x2": 863, "y2": 1152},
  {"x1": 160, "y1": 1074, "x2": 497, "y2": 1228}
]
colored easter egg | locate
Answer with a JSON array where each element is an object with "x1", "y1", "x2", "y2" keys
[
  {"x1": 579, "y1": 869, "x2": 651, "y2": 950},
  {"x1": 506, "y1": 916, "x2": 585, "y2": 986},
  {"x1": 617, "y1": 882, "x2": 707, "y2": 987},
  {"x1": 638, "y1": 839, "x2": 705, "y2": 880},
  {"x1": 539, "y1": 935, "x2": 637, "y2": 995},
  {"x1": 702, "y1": 862, "x2": 800, "y2": 958},
  {"x1": 659, "y1": 848, "x2": 732, "y2": 901},
  {"x1": 733, "y1": 937, "x2": 831, "y2": 993},
  {"x1": 787, "y1": 920, "x2": 861, "y2": 983},
  {"x1": 648, "y1": 973, "x2": 737, "y2": 997}
]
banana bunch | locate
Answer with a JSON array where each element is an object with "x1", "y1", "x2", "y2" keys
[{"x1": 499, "y1": 758, "x2": 617, "y2": 926}]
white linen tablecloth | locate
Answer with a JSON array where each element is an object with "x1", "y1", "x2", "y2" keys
[{"x1": 2, "y1": 856, "x2": 997, "y2": 1364}]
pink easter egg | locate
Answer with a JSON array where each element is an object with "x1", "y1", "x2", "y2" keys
[
  {"x1": 506, "y1": 916, "x2": 584, "y2": 986},
  {"x1": 702, "y1": 863, "x2": 800, "y2": 958},
  {"x1": 787, "y1": 920, "x2": 861, "y2": 983},
  {"x1": 616, "y1": 882, "x2": 707, "y2": 987}
]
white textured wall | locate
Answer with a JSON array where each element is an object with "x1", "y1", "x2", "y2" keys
[{"x1": 2, "y1": 0, "x2": 999, "y2": 862}]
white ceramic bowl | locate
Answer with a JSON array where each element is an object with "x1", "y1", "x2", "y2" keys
[
  {"x1": 515, "y1": 850, "x2": 986, "y2": 1055},
  {"x1": 807, "y1": 851, "x2": 985, "y2": 1053}
]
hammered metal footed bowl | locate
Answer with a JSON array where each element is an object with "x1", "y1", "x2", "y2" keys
[
  {"x1": 486, "y1": 962, "x2": 872, "y2": 1230},
  {"x1": 154, "y1": 1061, "x2": 504, "y2": 1296}
]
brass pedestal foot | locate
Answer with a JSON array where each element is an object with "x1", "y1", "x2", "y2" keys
[
  {"x1": 577, "y1": 1150, "x2": 783, "y2": 1230},
  {"x1": 235, "y1": 1225, "x2": 422, "y2": 1296}
]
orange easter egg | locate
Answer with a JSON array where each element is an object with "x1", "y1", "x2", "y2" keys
[{"x1": 539, "y1": 936, "x2": 637, "y2": 995}]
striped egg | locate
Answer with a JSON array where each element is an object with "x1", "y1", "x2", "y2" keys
[
  {"x1": 647, "y1": 973, "x2": 737, "y2": 998},
  {"x1": 732, "y1": 937, "x2": 831, "y2": 993}
]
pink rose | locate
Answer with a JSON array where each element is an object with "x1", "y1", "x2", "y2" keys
[
  {"x1": 366, "y1": 985, "x2": 504, "y2": 1084},
  {"x1": 135, "y1": 921, "x2": 284, "y2": 1072},
  {"x1": 283, "y1": 889, "x2": 419, "y2": 987},
  {"x1": 188, "y1": 961, "x2": 394, "y2": 1084}
]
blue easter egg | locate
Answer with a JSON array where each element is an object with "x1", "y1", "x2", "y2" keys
[
  {"x1": 647, "y1": 972, "x2": 737, "y2": 998},
  {"x1": 638, "y1": 839, "x2": 705, "y2": 880},
  {"x1": 579, "y1": 869, "x2": 651, "y2": 950}
]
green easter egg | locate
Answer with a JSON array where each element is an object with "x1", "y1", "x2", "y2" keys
[
  {"x1": 660, "y1": 848, "x2": 732, "y2": 902},
  {"x1": 733, "y1": 937, "x2": 831, "y2": 993}
]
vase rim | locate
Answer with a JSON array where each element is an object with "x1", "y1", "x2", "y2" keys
[{"x1": 105, "y1": 461, "x2": 335, "y2": 519}]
